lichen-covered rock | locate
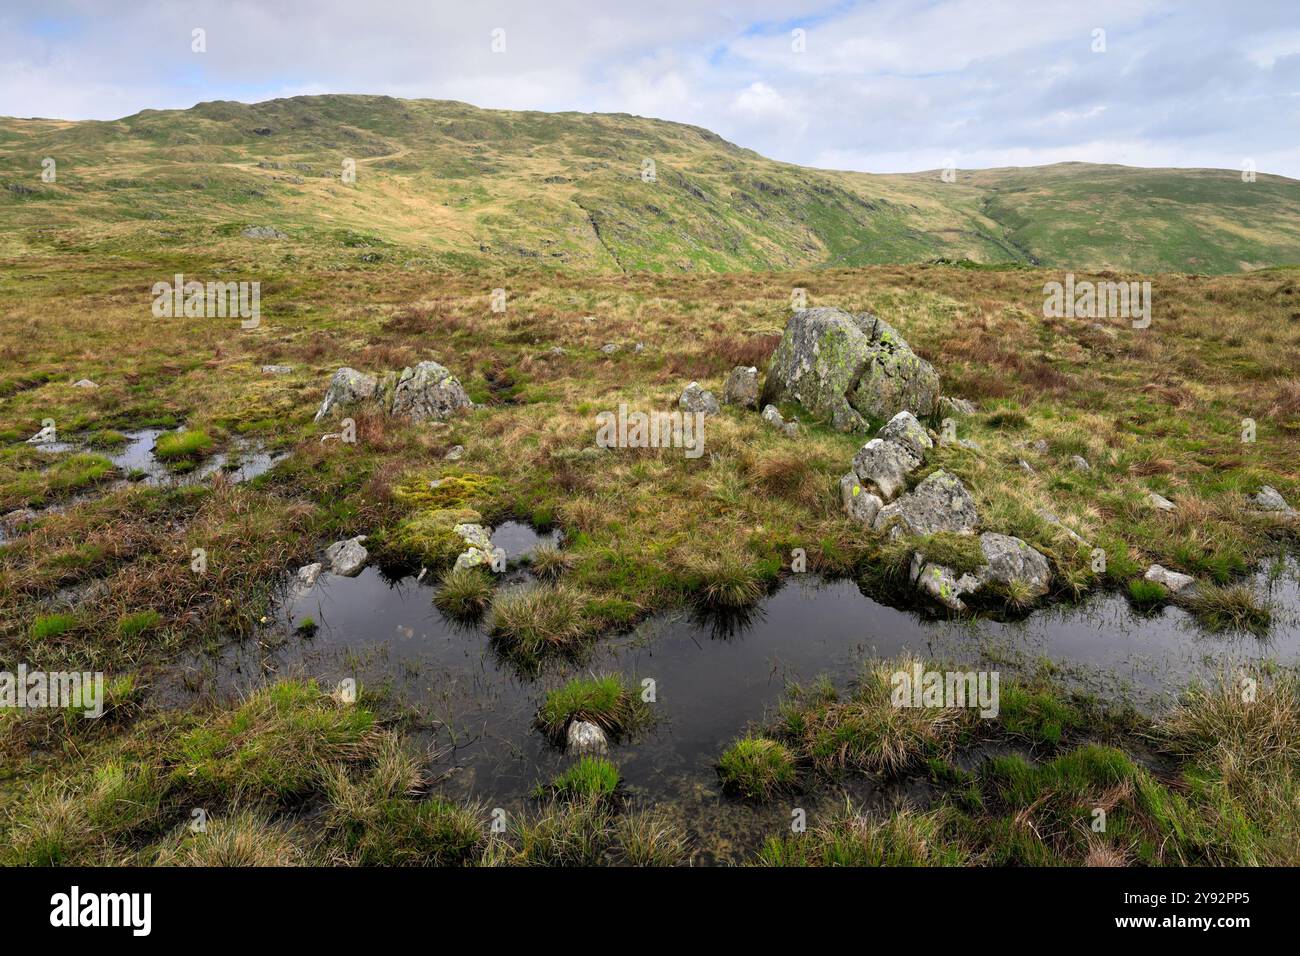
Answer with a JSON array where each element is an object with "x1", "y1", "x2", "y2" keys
[
  {"x1": 851, "y1": 438, "x2": 920, "y2": 501},
  {"x1": 1251, "y1": 486, "x2": 1296, "y2": 515},
  {"x1": 761, "y1": 404, "x2": 799, "y2": 438},
  {"x1": 1070, "y1": 455, "x2": 1091, "y2": 472},
  {"x1": 840, "y1": 472, "x2": 884, "y2": 525},
  {"x1": 939, "y1": 396, "x2": 976, "y2": 417},
  {"x1": 762, "y1": 307, "x2": 940, "y2": 432},
  {"x1": 910, "y1": 555, "x2": 981, "y2": 612},
  {"x1": 723, "y1": 366, "x2": 760, "y2": 409},
  {"x1": 1147, "y1": 491, "x2": 1176, "y2": 512},
  {"x1": 974, "y1": 533, "x2": 1051, "y2": 598},
  {"x1": 325, "y1": 536, "x2": 368, "y2": 576},
  {"x1": 390, "y1": 361, "x2": 474, "y2": 423},
  {"x1": 242, "y1": 225, "x2": 287, "y2": 240},
  {"x1": 679, "y1": 381, "x2": 721, "y2": 417},
  {"x1": 1144, "y1": 564, "x2": 1195, "y2": 593},
  {"x1": 314, "y1": 367, "x2": 379, "y2": 421},
  {"x1": 567, "y1": 720, "x2": 609, "y2": 756},
  {"x1": 876, "y1": 410, "x2": 933, "y2": 461},
  {"x1": 873, "y1": 469, "x2": 978, "y2": 536}
]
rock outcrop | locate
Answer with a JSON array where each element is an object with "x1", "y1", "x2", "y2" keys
[
  {"x1": 762, "y1": 307, "x2": 940, "y2": 432},
  {"x1": 314, "y1": 363, "x2": 473, "y2": 423},
  {"x1": 873, "y1": 470, "x2": 979, "y2": 537}
]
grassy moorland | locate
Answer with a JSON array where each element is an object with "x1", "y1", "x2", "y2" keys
[{"x1": 0, "y1": 95, "x2": 1298, "y2": 866}]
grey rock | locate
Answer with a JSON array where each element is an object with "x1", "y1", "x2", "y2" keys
[
  {"x1": 840, "y1": 472, "x2": 884, "y2": 525},
  {"x1": 325, "y1": 536, "x2": 368, "y2": 576},
  {"x1": 974, "y1": 533, "x2": 1052, "y2": 598},
  {"x1": 1147, "y1": 491, "x2": 1176, "y2": 512},
  {"x1": 1070, "y1": 455, "x2": 1091, "y2": 472},
  {"x1": 722, "y1": 366, "x2": 760, "y2": 409},
  {"x1": 1018, "y1": 459, "x2": 1035, "y2": 474},
  {"x1": 390, "y1": 361, "x2": 474, "y2": 423},
  {"x1": 1251, "y1": 486, "x2": 1296, "y2": 515},
  {"x1": 566, "y1": 720, "x2": 609, "y2": 756},
  {"x1": 241, "y1": 225, "x2": 287, "y2": 240},
  {"x1": 851, "y1": 438, "x2": 920, "y2": 501},
  {"x1": 762, "y1": 307, "x2": 940, "y2": 432},
  {"x1": 761, "y1": 404, "x2": 798, "y2": 438},
  {"x1": 1144, "y1": 564, "x2": 1195, "y2": 594},
  {"x1": 1, "y1": 508, "x2": 38, "y2": 536},
  {"x1": 71, "y1": 379, "x2": 98, "y2": 389},
  {"x1": 261, "y1": 365, "x2": 292, "y2": 375},
  {"x1": 26, "y1": 424, "x2": 57, "y2": 444},
  {"x1": 877, "y1": 410, "x2": 933, "y2": 461},
  {"x1": 873, "y1": 469, "x2": 978, "y2": 537},
  {"x1": 678, "y1": 382, "x2": 721, "y2": 417},
  {"x1": 1035, "y1": 508, "x2": 1089, "y2": 546},
  {"x1": 939, "y1": 396, "x2": 977, "y2": 416},
  {"x1": 443, "y1": 444, "x2": 465, "y2": 461},
  {"x1": 910, "y1": 555, "x2": 981, "y2": 612},
  {"x1": 600, "y1": 343, "x2": 620, "y2": 354},
  {"x1": 314, "y1": 367, "x2": 379, "y2": 422}
]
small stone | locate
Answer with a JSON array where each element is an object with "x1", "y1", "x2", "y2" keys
[
  {"x1": 1147, "y1": 492, "x2": 1176, "y2": 512},
  {"x1": 566, "y1": 720, "x2": 609, "y2": 756},
  {"x1": 325, "y1": 536, "x2": 368, "y2": 576},
  {"x1": 1251, "y1": 486, "x2": 1295, "y2": 514},
  {"x1": 25, "y1": 424, "x2": 57, "y2": 444},
  {"x1": 975, "y1": 533, "x2": 1052, "y2": 599},
  {"x1": 1070, "y1": 455, "x2": 1091, "y2": 472},
  {"x1": 600, "y1": 343, "x2": 620, "y2": 354},
  {"x1": 72, "y1": 379, "x2": 98, "y2": 388},
  {"x1": 443, "y1": 445, "x2": 465, "y2": 461},
  {"x1": 261, "y1": 365, "x2": 292, "y2": 375},
  {"x1": 241, "y1": 225, "x2": 287, "y2": 240},
  {"x1": 1144, "y1": 564, "x2": 1195, "y2": 593},
  {"x1": 939, "y1": 396, "x2": 977, "y2": 416},
  {"x1": 1018, "y1": 460, "x2": 1034, "y2": 474},
  {"x1": 679, "y1": 382, "x2": 720, "y2": 416}
]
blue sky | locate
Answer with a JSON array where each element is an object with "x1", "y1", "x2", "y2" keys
[{"x1": 3, "y1": 0, "x2": 1299, "y2": 177}]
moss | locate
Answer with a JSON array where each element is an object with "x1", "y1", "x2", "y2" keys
[
  {"x1": 30, "y1": 613, "x2": 77, "y2": 640},
  {"x1": 379, "y1": 506, "x2": 483, "y2": 567},
  {"x1": 154, "y1": 429, "x2": 215, "y2": 462}
]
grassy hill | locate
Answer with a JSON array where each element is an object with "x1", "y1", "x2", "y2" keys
[{"x1": 2, "y1": 94, "x2": 1299, "y2": 274}]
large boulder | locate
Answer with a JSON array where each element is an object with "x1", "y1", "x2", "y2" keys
[
  {"x1": 851, "y1": 438, "x2": 919, "y2": 501},
  {"x1": 390, "y1": 361, "x2": 474, "y2": 423},
  {"x1": 314, "y1": 367, "x2": 379, "y2": 422},
  {"x1": 762, "y1": 307, "x2": 940, "y2": 432},
  {"x1": 873, "y1": 470, "x2": 978, "y2": 536}
]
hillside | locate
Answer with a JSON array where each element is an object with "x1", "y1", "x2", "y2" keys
[{"x1": 2, "y1": 94, "x2": 1299, "y2": 273}]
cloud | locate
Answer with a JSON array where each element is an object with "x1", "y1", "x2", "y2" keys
[{"x1": 0, "y1": 0, "x2": 1297, "y2": 177}]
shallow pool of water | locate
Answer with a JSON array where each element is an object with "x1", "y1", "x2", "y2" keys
[{"x1": 167, "y1": 547, "x2": 1299, "y2": 859}]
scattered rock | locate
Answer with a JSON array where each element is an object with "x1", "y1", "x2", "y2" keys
[
  {"x1": 1070, "y1": 455, "x2": 1091, "y2": 472},
  {"x1": 851, "y1": 438, "x2": 920, "y2": 501},
  {"x1": 391, "y1": 361, "x2": 475, "y2": 423},
  {"x1": 325, "y1": 536, "x2": 368, "y2": 576},
  {"x1": 71, "y1": 379, "x2": 98, "y2": 389},
  {"x1": 722, "y1": 366, "x2": 760, "y2": 409},
  {"x1": 1018, "y1": 460, "x2": 1034, "y2": 474},
  {"x1": 241, "y1": 225, "x2": 287, "y2": 240},
  {"x1": 25, "y1": 424, "x2": 57, "y2": 444},
  {"x1": 1, "y1": 508, "x2": 38, "y2": 535},
  {"x1": 443, "y1": 444, "x2": 465, "y2": 461},
  {"x1": 760, "y1": 404, "x2": 799, "y2": 438},
  {"x1": 877, "y1": 410, "x2": 933, "y2": 461},
  {"x1": 1035, "y1": 508, "x2": 1089, "y2": 546},
  {"x1": 873, "y1": 470, "x2": 978, "y2": 537},
  {"x1": 939, "y1": 396, "x2": 977, "y2": 417},
  {"x1": 1147, "y1": 491, "x2": 1176, "y2": 512},
  {"x1": 957, "y1": 438, "x2": 982, "y2": 450},
  {"x1": 1144, "y1": 564, "x2": 1195, "y2": 594},
  {"x1": 451, "y1": 523, "x2": 503, "y2": 571},
  {"x1": 600, "y1": 343, "x2": 620, "y2": 354},
  {"x1": 840, "y1": 473, "x2": 884, "y2": 525},
  {"x1": 291, "y1": 562, "x2": 323, "y2": 597},
  {"x1": 974, "y1": 533, "x2": 1052, "y2": 598},
  {"x1": 566, "y1": 720, "x2": 609, "y2": 756},
  {"x1": 911, "y1": 556, "x2": 981, "y2": 612},
  {"x1": 1251, "y1": 486, "x2": 1297, "y2": 516},
  {"x1": 761, "y1": 307, "x2": 940, "y2": 432},
  {"x1": 679, "y1": 382, "x2": 721, "y2": 417},
  {"x1": 261, "y1": 365, "x2": 292, "y2": 375},
  {"x1": 314, "y1": 367, "x2": 379, "y2": 422}
]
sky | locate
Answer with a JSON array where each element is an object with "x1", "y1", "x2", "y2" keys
[{"x1": 2, "y1": 0, "x2": 1299, "y2": 177}]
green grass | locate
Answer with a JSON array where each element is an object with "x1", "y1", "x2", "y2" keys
[
  {"x1": 153, "y1": 429, "x2": 215, "y2": 462},
  {"x1": 115, "y1": 610, "x2": 162, "y2": 640},
  {"x1": 488, "y1": 585, "x2": 589, "y2": 661},
  {"x1": 717, "y1": 735, "x2": 797, "y2": 800},
  {"x1": 537, "y1": 674, "x2": 647, "y2": 742},
  {"x1": 1127, "y1": 578, "x2": 1168, "y2": 608},
  {"x1": 29, "y1": 613, "x2": 76, "y2": 640},
  {"x1": 539, "y1": 757, "x2": 621, "y2": 802}
]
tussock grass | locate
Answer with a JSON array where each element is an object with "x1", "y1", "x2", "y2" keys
[
  {"x1": 537, "y1": 673, "x2": 648, "y2": 742},
  {"x1": 488, "y1": 584, "x2": 590, "y2": 660},
  {"x1": 1181, "y1": 583, "x2": 1272, "y2": 635},
  {"x1": 757, "y1": 805, "x2": 969, "y2": 866},
  {"x1": 539, "y1": 756, "x2": 621, "y2": 802},
  {"x1": 717, "y1": 735, "x2": 797, "y2": 799},
  {"x1": 528, "y1": 543, "x2": 574, "y2": 580},
  {"x1": 433, "y1": 566, "x2": 495, "y2": 619},
  {"x1": 153, "y1": 429, "x2": 215, "y2": 462}
]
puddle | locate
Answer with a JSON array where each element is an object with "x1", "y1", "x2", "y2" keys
[
  {"x1": 161, "y1": 551, "x2": 1300, "y2": 861},
  {"x1": 490, "y1": 520, "x2": 560, "y2": 562}
]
